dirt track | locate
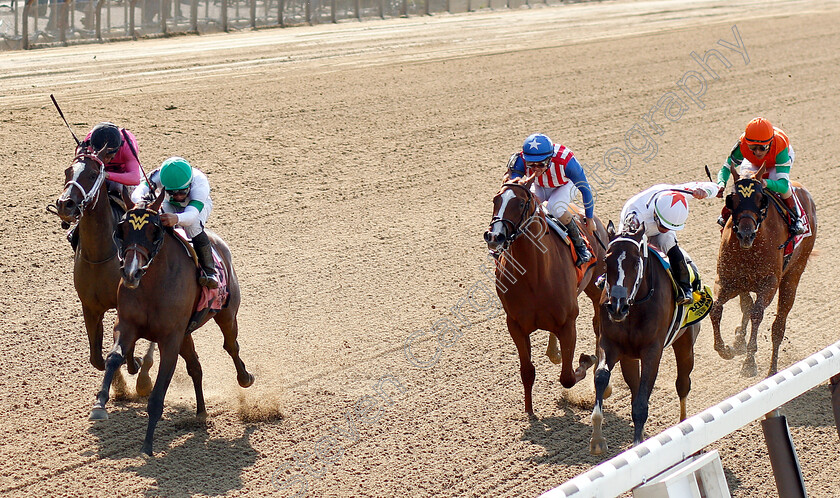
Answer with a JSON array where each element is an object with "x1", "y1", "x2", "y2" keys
[{"x1": 2, "y1": 0, "x2": 840, "y2": 496}]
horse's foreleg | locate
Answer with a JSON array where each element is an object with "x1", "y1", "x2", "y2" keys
[
  {"x1": 732, "y1": 293, "x2": 754, "y2": 355},
  {"x1": 82, "y1": 306, "x2": 106, "y2": 371},
  {"x1": 673, "y1": 324, "x2": 699, "y2": 422},
  {"x1": 768, "y1": 273, "x2": 802, "y2": 376},
  {"x1": 136, "y1": 342, "x2": 155, "y2": 397},
  {"x1": 590, "y1": 350, "x2": 615, "y2": 456},
  {"x1": 90, "y1": 334, "x2": 131, "y2": 420},
  {"x1": 555, "y1": 320, "x2": 581, "y2": 387},
  {"x1": 143, "y1": 339, "x2": 180, "y2": 457},
  {"x1": 710, "y1": 286, "x2": 737, "y2": 360},
  {"x1": 508, "y1": 321, "x2": 536, "y2": 415},
  {"x1": 214, "y1": 311, "x2": 254, "y2": 388},
  {"x1": 631, "y1": 348, "x2": 664, "y2": 446},
  {"x1": 743, "y1": 281, "x2": 777, "y2": 377},
  {"x1": 179, "y1": 334, "x2": 207, "y2": 421}
]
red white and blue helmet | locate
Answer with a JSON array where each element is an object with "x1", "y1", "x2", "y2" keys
[{"x1": 522, "y1": 133, "x2": 554, "y2": 162}]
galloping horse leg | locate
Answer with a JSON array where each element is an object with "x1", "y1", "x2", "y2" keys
[
  {"x1": 710, "y1": 285, "x2": 739, "y2": 360},
  {"x1": 673, "y1": 324, "x2": 699, "y2": 421},
  {"x1": 631, "y1": 347, "x2": 664, "y2": 446},
  {"x1": 136, "y1": 342, "x2": 156, "y2": 397},
  {"x1": 90, "y1": 329, "x2": 134, "y2": 420},
  {"x1": 179, "y1": 334, "x2": 207, "y2": 421},
  {"x1": 82, "y1": 306, "x2": 106, "y2": 371},
  {"x1": 732, "y1": 293, "x2": 754, "y2": 355},
  {"x1": 508, "y1": 319, "x2": 536, "y2": 415},
  {"x1": 742, "y1": 277, "x2": 778, "y2": 377},
  {"x1": 768, "y1": 271, "x2": 803, "y2": 376},
  {"x1": 214, "y1": 309, "x2": 254, "y2": 388},
  {"x1": 553, "y1": 319, "x2": 583, "y2": 388},
  {"x1": 590, "y1": 347, "x2": 617, "y2": 455},
  {"x1": 142, "y1": 338, "x2": 180, "y2": 456}
]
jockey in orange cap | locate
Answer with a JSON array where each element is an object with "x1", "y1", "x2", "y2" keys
[{"x1": 716, "y1": 117, "x2": 805, "y2": 235}]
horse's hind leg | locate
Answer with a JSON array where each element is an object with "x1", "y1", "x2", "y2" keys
[
  {"x1": 742, "y1": 278, "x2": 778, "y2": 377},
  {"x1": 214, "y1": 309, "x2": 254, "y2": 388},
  {"x1": 673, "y1": 324, "x2": 699, "y2": 421},
  {"x1": 631, "y1": 348, "x2": 664, "y2": 446},
  {"x1": 768, "y1": 272, "x2": 803, "y2": 376},
  {"x1": 732, "y1": 293, "x2": 753, "y2": 355},
  {"x1": 179, "y1": 334, "x2": 207, "y2": 421},
  {"x1": 82, "y1": 306, "x2": 106, "y2": 371},
  {"x1": 710, "y1": 286, "x2": 738, "y2": 360}
]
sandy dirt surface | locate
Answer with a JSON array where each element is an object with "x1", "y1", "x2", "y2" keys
[{"x1": 1, "y1": 0, "x2": 839, "y2": 496}]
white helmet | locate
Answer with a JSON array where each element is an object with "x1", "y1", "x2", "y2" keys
[{"x1": 653, "y1": 192, "x2": 689, "y2": 231}]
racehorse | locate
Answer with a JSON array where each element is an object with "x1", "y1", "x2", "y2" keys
[
  {"x1": 589, "y1": 223, "x2": 701, "y2": 455},
  {"x1": 90, "y1": 190, "x2": 254, "y2": 456},
  {"x1": 484, "y1": 175, "x2": 608, "y2": 415},
  {"x1": 52, "y1": 149, "x2": 154, "y2": 396},
  {"x1": 710, "y1": 164, "x2": 817, "y2": 377}
]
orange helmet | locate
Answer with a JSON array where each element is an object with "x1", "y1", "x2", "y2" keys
[{"x1": 744, "y1": 117, "x2": 774, "y2": 145}]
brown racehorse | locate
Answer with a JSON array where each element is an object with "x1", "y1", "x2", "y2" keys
[
  {"x1": 590, "y1": 223, "x2": 700, "y2": 455},
  {"x1": 710, "y1": 164, "x2": 817, "y2": 377},
  {"x1": 90, "y1": 190, "x2": 254, "y2": 456},
  {"x1": 484, "y1": 175, "x2": 607, "y2": 415},
  {"x1": 53, "y1": 150, "x2": 154, "y2": 395}
]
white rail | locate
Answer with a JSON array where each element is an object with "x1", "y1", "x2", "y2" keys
[{"x1": 540, "y1": 340, "x2": 840, "y2": 498}]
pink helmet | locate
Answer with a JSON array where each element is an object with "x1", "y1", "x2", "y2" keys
[{"x1": 653, "y1": 192, "x2": 689, "y2": 231}]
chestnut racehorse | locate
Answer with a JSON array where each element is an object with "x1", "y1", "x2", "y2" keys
[
  {"x1": 53, "y1": 150, "x2": 154, "y2": 395},
  {"x1": 710, "y1": 164, "x2": 817, "y2": 377},
  {"x1": 90, "y1": 190, "x2": 254, "y2": 456},
  {"x1": 590, "y1": 223, "x2": 700, "y2": 455},
  {"x1": 484, "y1": 176, "x2": 607, "y2": 415}
]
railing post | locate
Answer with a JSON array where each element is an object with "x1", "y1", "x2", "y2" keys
[
  {"x1": 59, "y1": 0, "x2": 69, "y2": 45},
  {"x1": 190, "y1": 0, "x2": 197, "y2": 32},
  {"x1": 830, "y1": 373, "x2": 840, "y2": 439},
  {"x1": 444, "y1": 0, "x2": 449, "y2": 14},
  {"x1": 159, "y1": 0, "x2": 166, "y2": 33},
  {"x1": 129, "y1": 0, "x2": 137, "y2": 37},
  {"x1": 220, "y1": 0, "x2": 227, "y2": 31},
  {"x1": 22, "y1": 0, "x2": 33, "y2": 49},
  {"x1": 95, "y1": 0, "x2": 105, "y2": 40},
  {"x1": 400, "y1": 0, "x2": 405, "y2": 16},
  {"x1": 354, "y1": 0, "x2": 359, "y2": 20},
  {"x1": 277, "y1": 0, "x2": 283, "y2": 27},
  {"x1": 249, "y1": 0, "x2": 255, "y2": 27},
  {"x1": 330, "y1": 0, "x2": 335, "y2": 23},
  {"x1": 378, "y1": 0, "x2": 383, "y2": 19},
  {"x1": 423, "y1": 0, "x2": 428, "y2": 16},
  {"x1": 304, "y1": 0, "x2": 310, "y2": 24},
  {"x1": 466, "y1": 0, "x2": 470, "y2": 12},
  {"x1": 761, "y1": 410, "x2": 807, "y2": 498}
]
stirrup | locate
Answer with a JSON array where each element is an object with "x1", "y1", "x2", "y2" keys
[
  {"x1": 716, "y1": 216, "x2": 726, "y2": 228},
  {"x1": 791, "y1": 220, "x2": 806, "y2": 236},
  {"x1": 575, "y1": 246, "x2": 592, "y2": 266},
  {"x1": 199, "y1": 272, "x2": 219, "y2": 289},
  {"x1": 676, "y1": 288, "x2": 693, "y2": 305}
]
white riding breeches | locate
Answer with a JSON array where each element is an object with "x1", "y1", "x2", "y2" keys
[{"x1": 532, "y1": 182, "x2": 578, "y2": 220}]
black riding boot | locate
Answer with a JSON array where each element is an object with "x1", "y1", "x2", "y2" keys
[
  {"x1": 192, "y1": 231, "x2": 219, "y2": 289},
  {"x1": 564, "y1": 220, "x2": 592, "y2": 266},
  {"x1": 667, "y1": 246, "x2": 693, "y2": 305}
]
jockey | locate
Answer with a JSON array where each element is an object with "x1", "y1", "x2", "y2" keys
[
  {"x1": 66, "y1": 122, "x2": 144, "y2": 249},
  {"x1": 716, "y1": 117, "x2": 805, "y2": 235},
  {"x1": 618, "y1": 182, "x2": 721, "y2": 305},
  {"x1": 504, "y1": 133, "x2": 596, "y2": 266},
  {"x1": 131, "y1": 156, "x2": 219, "y2": 289}
]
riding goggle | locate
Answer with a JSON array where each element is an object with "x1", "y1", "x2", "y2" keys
[
  {"x1": 166, "y1": 187, "x2": 190, "y2": 196},
  {"x1": 747, "y1": 142, "x2": 771, "y2": 153},
  {"x1": 524, "y1": 158, "x2": 551, "y2": 169}
]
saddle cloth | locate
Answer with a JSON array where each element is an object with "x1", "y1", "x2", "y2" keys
[
  {"x1": 780, "y1": 189, "x2": 812, "y2": 257},
  {"x1": 542, "y1": 204, "x2": 597, "y2": 285},
  {"x1": 649, "y1": 247, "x2": 714, "y2": 349},
  {"x1": 172, "y1": 228, "x2": 230, "y2": 313}
]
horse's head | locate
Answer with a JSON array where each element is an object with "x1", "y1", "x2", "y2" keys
[
  {"x1": 484, "y1": 176, "x2": 537, "y2": 256},
  {"x1": 727, "y1": 164, "x2": 769, "y2": 248},
  {"x1": 55, "y1": 150, "x2": 106, "y2": 224},
  {"x1": 116, "y1": 189, "x2": 166, "y2": 289},
  {"x1": 602, "y1": 221, "x2": 647, "y2": 323}
]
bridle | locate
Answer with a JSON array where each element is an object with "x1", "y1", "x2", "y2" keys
[
  {"x1": 56, "y1": 152, "x2": 107, "y2": 222},
  {"x1": 487, "y1": 183, "x2": 538, "y2": 256},
  {"x1": 118, "y1": 208, "x2": 165, "y2": 274},
  {"x1": 604, "y1": 232, "x2": 652, "y2": 306},
  {"x1": 731, "y1": 178, "x2": 768, "y2": 232}
]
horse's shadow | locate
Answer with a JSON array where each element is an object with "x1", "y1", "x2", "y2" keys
[{"x1": 86, "y1": 400, "x2": 261, "y2": 497}]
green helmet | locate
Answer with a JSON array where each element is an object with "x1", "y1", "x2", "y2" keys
[{"x1": 159, "y1": 157, "x2": 193, "y2": 190}]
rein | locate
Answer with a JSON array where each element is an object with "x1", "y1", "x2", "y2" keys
[{"x1": 488, "y1": 183, "x2": 538, "y2": 255}]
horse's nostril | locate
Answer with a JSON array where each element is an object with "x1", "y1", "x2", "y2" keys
[{"x1": 484, "y1": 231, "x2": 492, "y2": 242}]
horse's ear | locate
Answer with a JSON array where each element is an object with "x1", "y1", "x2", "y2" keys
[
  {"x1": 755, "y1": 164, "x2": 766, "y2": 182},
  {"x1": 725, "y1": 193, "x2": 733, "y2": 210},
  {"x1": 122, "y1": 186, "x2": 135, "y2": 210},
  {"x1": 150, "y1": 189, "x2": 165, "y2": 212},
  {"x1": 730, "y1": 165, "x2": 740, "y2": 183},
  {"x1": 606, "y1": 220, "x2": 616, "y2": 240}
]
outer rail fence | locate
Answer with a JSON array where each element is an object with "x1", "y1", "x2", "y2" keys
[
  {"x1": 540, "y1": 340, "x2": 840, "y2": 498},
  {"x1": 0, "y1": 0, "x2": 562, "y2": 50}
]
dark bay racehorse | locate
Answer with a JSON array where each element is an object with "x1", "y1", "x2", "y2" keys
[
  {"x1": 90, "y1": 190, "x2": 254, "y2": 456},
  {"x1": 590, "y1": 224, "x2": 700, "y2": 455},
  {"x1": 484, "y1": 175, "x2": 608, "y2": 415},
  {"x1": 53, "y1": 150, "x2": 154, "y2": 396},
  {"x1": 711, "y1": 164, "x2": 817, "y2": 377}
]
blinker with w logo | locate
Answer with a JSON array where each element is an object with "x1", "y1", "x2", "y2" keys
[
  {"x1": 737, "y1": 184, "x2": 756, "y2": 198},
  {"x1": 129, "y1": 213, "x2": 150, "y2": 230}
]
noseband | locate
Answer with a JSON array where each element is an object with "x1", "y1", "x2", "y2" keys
[
  {"x1": 58, "y1": 152, "x2": 107, "y2": 220},
  {"x1": 488, "y1": 183, "x2": 537, "y2": 255}
]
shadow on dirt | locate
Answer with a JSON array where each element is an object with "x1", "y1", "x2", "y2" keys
[{"x1": 86, "y1": 400, "x2": 265, "y2": 497}]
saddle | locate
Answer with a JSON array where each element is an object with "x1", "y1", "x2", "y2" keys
[
  {"x1": 544, "y1": 209, "x2": 597, "y2": 285},
  {"x1": 650, "y1": 247, "x2": 714, "y2": 348}
]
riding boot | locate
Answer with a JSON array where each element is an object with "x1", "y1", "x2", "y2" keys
[
  {"x1": 784, "y1": 196, "x2": 806, "y2": 235},
  {"x1": 564, "y1": 220, "x2": 592, "y2": 266},
  {"x1": 192, "y1": 231, "x2": 219, "y2": 289},
  {"x1": 717, "y1": 205, "x2": 731, "y2": 228},
  {"x1": 667, "y1": 246, "x2": 693, "y2": 305}
]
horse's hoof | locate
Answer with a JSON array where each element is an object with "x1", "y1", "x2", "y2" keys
[
  {"x1": 578, "y1": 353, "x2": 596, "y2": 371},
  {"x1": 135, "y1": 373, "x2": 153, "y2": 397},
  {"x1": 196, "y1": 411, "x2": 208, "y2": 423},
  {"x1": 740, "y1": 359, "x2": 758, "y2": 377},
  {"x1": 89, "y1": 408, "x2": 108, "y2": 420},
  {"x1": 715, "y1": 345, "x2": 736, "y2": 360},
  {"x1": 589, "y1": 438, "x2": 608, "y2": 456},
  {"x1": 238, "y1": 373, "x2": 255, "y2": 388},
  {"x1": 91, "y1": 356, "x2": 106, "y2": 371}
]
